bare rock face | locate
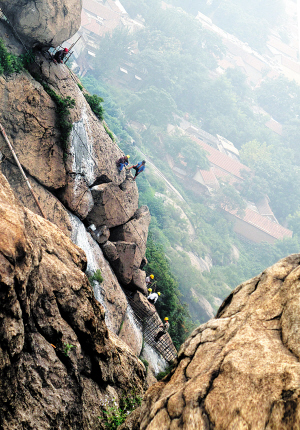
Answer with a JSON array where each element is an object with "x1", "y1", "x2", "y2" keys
[
  {"x1": 102, "y1": 240, "x2": 137, "y2": 285},
  {"x1": 85, "y1": 234, "x2": 128, "y2": 334},
  {"x1": 58, "y1": 173, "x2": 94, "y2": 220},
  {"x1": 131, "y1": 269, "x2": 148, "y2": 295},
  {"x1": 110, "y1": 205, "x2": 151, "y2": 271},
  {"x1": 89, "y1": 224, "x2": 110, "y2": 245},
  {"x1": 0, "y1": 172, "x2": 145, "y2": 430},
  {"x1": 86, "y1": 179, "x2": 139, "y2": 229},
  {"x1": 0, "y1": 0, "x2": 82, "y2": 48},
  {"x1": 124, "y1": 254, "x2": 300, "y2": 429},
  {"x1": 119, "y1": 306, "x2": 143, "y2": 356},
  {"x1": 0, "y1": 73, "x2": 66, "y2": 189},
  {"x1": 0, "y1": 159, "x2": 73, "y2": 237}
]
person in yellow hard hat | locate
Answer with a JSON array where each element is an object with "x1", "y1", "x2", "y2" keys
[
  {"x1": 145, "y1": 274, "x2": 154, "y2": 286},
  {"x1": 147, "y1": 288, "x2": 152, "y2": 294},
  {"x1": 147, "y1": 291, "x2": 160, "y2": 305},
  {"x1": 116, "y1": 155, "x2": 130, "y2": 172},
  {"x1": 155, "y1": 317, "x2": 170, "y2": 342}
]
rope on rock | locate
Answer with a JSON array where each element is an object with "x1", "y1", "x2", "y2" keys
[{"x1": 0, "y1": 122, "x2": 47, "y2": 219}]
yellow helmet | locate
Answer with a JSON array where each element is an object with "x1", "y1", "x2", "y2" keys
[
  {"x1": 148, "y1": 288, "x2": 152, "y2": 293},
  {"x1": 158, "y1": 292, "x2": 161, "y2": 296},
  {"x1": 150, "y1": 274, "x2": 154, "y2": 279},
  {"x1": 126, "y1": 154, "x2": 130, "y2": 158},
  {"x1": 164, "y1": 317, "x2": 169, "y2": 321}
]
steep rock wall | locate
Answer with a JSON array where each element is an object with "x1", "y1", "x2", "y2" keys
[
  {"x1": 122, "y1": 254, "x2": 300, "y2": 429},
  {"x1": 0, "y1": 56, "x2": 165, "y2": 374},
  {"x1": 0, "y1": 171, "x2": 146, "y2": 430}
]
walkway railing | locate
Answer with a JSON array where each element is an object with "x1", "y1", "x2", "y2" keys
[{"x1": 124, "y1": 290, "x2": 177, "y2": 362}]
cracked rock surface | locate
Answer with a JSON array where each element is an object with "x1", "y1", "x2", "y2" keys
[
  {"x1": 121, "y1": 254, "x2": 300, "y2": 429},
  {"x1": 0, "y1": 172, "x2": 145, "y2": 430},
  {"x1": 0, "y1": 0, "x2": 82, "y2": 48}
]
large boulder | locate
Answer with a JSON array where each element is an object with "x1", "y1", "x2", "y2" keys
[
  {"x1": 0, "y1": 171, "x2": 145, "y2": 429},
  {"x1": 110, "y1": 205, "x2": 151, "y2": 270},
  {"x1": 86, "y1": 180, "x2": 139, "y2": 229},
  {"x1": 102, "y1": 241, "x2": 137, "y2": 285},
  {"x1": 123, "y1": 254, "x2": 300, "y2": 429},
  {"x1": 0, "y1": 0, "x2": 82, "y2": 48}
]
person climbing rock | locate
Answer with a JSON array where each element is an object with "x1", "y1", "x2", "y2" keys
[
  {"x1": 154, "y1": 317, "x2": 170, "y2": 342},
  {"x1": 147, "y1": 288, "x2": 152, "y2": 294},
  {"x1": 127, "y1": 160, "x2": 146, "y2": 180},
  {"x1": 116, "y1": 155, "x2": 130, "y2": 172},
  {"x1": 53, "y1": 47, "x2": 69, "y2": 64},
  {"x1": 146, "y1": 274, "x2": 154, "y2": 286},
  {"x1": 147, "y1": 291, "x2": 160, "y2": 305}
]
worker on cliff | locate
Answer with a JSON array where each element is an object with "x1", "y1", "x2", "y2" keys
[
  {"x1": 116, "y1": 155, "x2": 130, "y2": 172},
  {"x1": 146, "y1": 274, "x2": 154, "y2": 286},
  {"x1": 147, "y1": 291, "x2": 160, "y2": 305},
  {"x1": 155, "y1": 317, "x2": 170, "y2": 342},
  {"x1": 127, "y1": 160, "x2": 146, "y2": 180},
  {"x1": 53, "y1": 47, "x2": 69, "y2": 64}
]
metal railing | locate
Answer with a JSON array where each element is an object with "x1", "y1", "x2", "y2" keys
[{"x1": 124, "y1": 290, "x2": 177, "y2": 362}]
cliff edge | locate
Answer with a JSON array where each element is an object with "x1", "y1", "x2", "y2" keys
[{"x1": 121, "y1": 254, "x2": 300, "y2": 429}]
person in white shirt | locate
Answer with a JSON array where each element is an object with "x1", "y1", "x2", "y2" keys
[
  {"x1": 147, "y1": 291, "x2": 161, "y2": 305},
  {"x1": 145, "y1": 274, "x2": 154, "y2": 286}
]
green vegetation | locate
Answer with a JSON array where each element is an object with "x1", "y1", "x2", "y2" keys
[
  {"x1": 100, "y1": 392, "x2": 142, "y2": 430},
  {"x1": 0, "y1": 38, "x2": 25, "y2": 74},
  {"x1": 81, "y1": 1, "x2": 300, "y2": 343},
  {"x1": 89, "y1": 269, "x2": 104, "y2": 285},
  {"x1": 138, "y1": 357, "x2": 149, "y2": 371},
  {"x1": 63, "y1": 343, "x2": 75, "y2": 357},
  {"x1": 38, "y1": 80, "x2": 75, "y2": 150},
  {"x1": 84, "y1": 93, "x2": 104, "y2": 121},
  {"x1": 157, "y1": 364, "x2": 173, "y2": 381}
]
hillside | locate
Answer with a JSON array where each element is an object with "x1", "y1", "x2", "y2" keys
[{"x1": 66, "y1": 0, "x2": 300, "y2": 327}]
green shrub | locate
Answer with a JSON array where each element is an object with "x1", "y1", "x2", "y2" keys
[
  {"x1": 77, "y1": 83, "x2": 83, "y2": 91},
  {"x1": 99, "y1": 391, "x2": 142, "y2": 430},
  {"x1": 88, "y1": 269, "x2": 104, "y2": 285},
  {"x1": 156, "y1": 365, "x2": 173, "y2": 381},
  {"x1": 84, "y1": 93, "x2": 104, "y2": 120},
  {"x1": 103, "y1": 122, "x2": 115, "y2": 141},
  {"x1": 63, "y1": 342, "x2": 75, "y2": 357},
  {"x1": 0, "y1": 38, "x2": 24, "y2": 74},
  {"x1": 38, "y1": 80, "x2": 75, "y2": 150}
]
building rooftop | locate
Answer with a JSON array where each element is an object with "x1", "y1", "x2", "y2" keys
[
  {"x1": 225, "y1": 207, "x2": 293, "y2": 240},
  {"x1": 191, "y1": 136, "x2": 250, "y2": 180}
]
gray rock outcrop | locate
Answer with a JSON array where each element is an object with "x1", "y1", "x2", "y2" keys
[
  {"x1": 110, "y1": 205, "x2": 151, "y2": 271},
  {"x1": 86, "y1": 179, "x2": 139, "y2": 229},
  {"x1": 0, "y1": 0, "x2": 82, "y2": 48}
]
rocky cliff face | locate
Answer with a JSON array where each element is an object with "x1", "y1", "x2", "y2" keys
[
  {"x1": 0, "y1": 171, "x2": 145, "y2": 429},
  {"x1": 122, "y1": 254, "x2": 300, "y2": 429},
  {"x1": 0, "y1": 8, "x2": 173, "y2": 427}
]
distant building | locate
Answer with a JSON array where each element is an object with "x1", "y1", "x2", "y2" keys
[
  {"x1": 170, "y1": 130, "x2": 292, "y2": 244},
  {"x1": 67, "y1": 0, "x2": 144, "y2": 76}
]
